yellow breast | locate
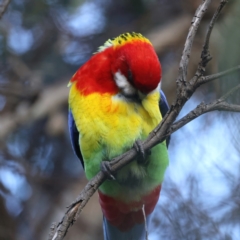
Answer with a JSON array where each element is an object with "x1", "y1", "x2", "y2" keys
[{"x1": 69, "y1": 82, "x2": 161, "y2": 180}]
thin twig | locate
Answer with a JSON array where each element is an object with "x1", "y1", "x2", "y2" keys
[
  {"x1": 219, "y1": 84, "x2": 240, "y2": 101},
  {"x1": 177, "y1": 0, "x2": 211, "y2": 89},
  {"x1": 48, "y1": 222, "x2": 57, "y2": 240},
  {"x1": 169, "y1": 84, "x2": 240, "y2": 134},
  {"x1": 0, "y1": 0, "x2": 11, "y2": 19},
  {"x1": 201, "y1": 65, "x2": 240, "y2": 84},
  {"x1": 142, "y1": 204, "x2": 149, "y2": 240},
  {"x1": 201, "y1": 0, "x2": 228, "y2": 67},
  {"x1": 191, "y1": 0, "x2": 229, "y2": 87},
  {"x1": 52, "y1": 172, "x2": 105, "y2": 240},
  {"x1": 169, "y1": 101, "x2": 240, "y2": 135}
]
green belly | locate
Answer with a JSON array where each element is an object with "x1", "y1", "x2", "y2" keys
[{"x1": 99, "y1": 142, "x2": 169, "y2": 203}]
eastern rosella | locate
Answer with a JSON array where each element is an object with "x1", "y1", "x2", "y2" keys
[{"x1": 68, "y1": 32, "x2": 169, "y2": 240}]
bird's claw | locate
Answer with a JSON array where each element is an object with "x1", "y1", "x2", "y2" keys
[
  {"x1": 101, "y1": 161, "x2": 116, "y2": 180},
  {"x1": 134, "y1": 140, "x2": 151, "y2": 165},
  {"x1": 134, "y1": 140, "x2": 145, "y2": 158}
]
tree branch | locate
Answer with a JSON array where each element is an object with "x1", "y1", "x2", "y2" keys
[
  {"x1": 201, "y1": 0, "x2": 228, "y2": 67},
  {"x1": 48, "y1": 1, "x2": 240, "y2": 239},
  {"x1": 177, "y1": 0, "x2": 211, "y2": 89},
  {"x1": 201, "y1": 65, "x2": 240, "y2": 84},
  {"x1": 169, "y1": 84, "x2": 240, "y2": 134}
]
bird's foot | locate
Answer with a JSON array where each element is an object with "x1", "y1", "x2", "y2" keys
[
  {"x1": 134, "y1": 140, "x2": 151, "y2": 165},
  {"x1": 134, "y1": 140, "x2": 145, "y2": 159},
  {"x1": 101, "y1": 161, "x2": 116, "y2": 180}
]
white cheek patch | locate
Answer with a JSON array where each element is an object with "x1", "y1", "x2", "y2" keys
[
  {"x1": 114, "y1": 71, "x2": 137, "y2": 97},
  {"x1": 158, "y1": 80, "x2": 162, "y2": 91},
  {"x1": 149, "y1": 80, "x2": 161, "y2": 94}
]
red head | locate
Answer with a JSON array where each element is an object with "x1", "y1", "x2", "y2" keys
[
  {"x1": 111, "y1": 33, "x2": 161, "y2": 95},
  {"x1": 70, "y1": 32, "x2": 161, "y2": 97}
]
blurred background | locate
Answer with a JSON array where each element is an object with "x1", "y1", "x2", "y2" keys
[{"x1": 0, "y1": 0, "x2": 240, "y2": 239}]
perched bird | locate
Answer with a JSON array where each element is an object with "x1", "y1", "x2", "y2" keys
[{"x1": 68, "y1": 32, "x2": 169, "y2": 240}]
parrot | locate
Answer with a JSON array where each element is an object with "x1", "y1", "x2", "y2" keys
[{"x1": 68, "y1": 32, "x2": 170, "y2": 240}]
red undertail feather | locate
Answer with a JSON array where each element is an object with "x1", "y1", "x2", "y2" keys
[{"x1": 98, "y1": 185, "x2": 161, "y2": 232}]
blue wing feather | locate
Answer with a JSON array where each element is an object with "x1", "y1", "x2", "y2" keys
[
  {"x1": 68, "y1": 110, "x2": 84, "y2": 168},
  {"x1": 159, "y1": 90, "x2": 169, "y2": 117},
  {"x1": 159, "y1": 90, "x2": 171, "y2": 147}
]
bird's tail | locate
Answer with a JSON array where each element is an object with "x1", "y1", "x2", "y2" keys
[{"x1": 103, "y1": 215, "x2": 150, "y2": 240}]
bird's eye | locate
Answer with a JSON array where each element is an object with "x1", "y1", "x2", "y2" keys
[{"x1": 128, "y1": 69, "x2": 134, "y2": 84}]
